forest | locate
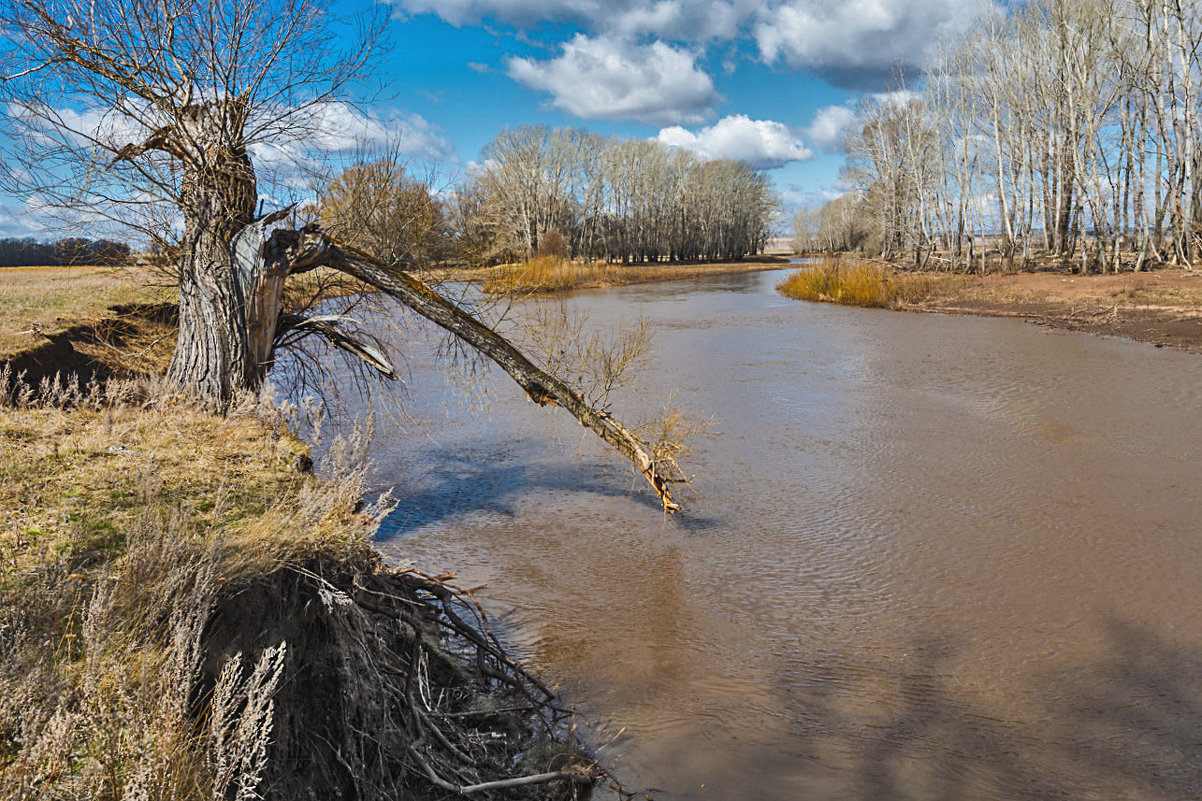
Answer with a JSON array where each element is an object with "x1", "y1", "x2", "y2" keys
[
  {"x1": 796, "y1": 0, "x2": 1202, "y2": 273},
  {"x1": 0, "y1": 236, "x2": 130, "y2": 267},
  {"x1": 453, "y1": 126, "x2": 777, "y2": 265}
]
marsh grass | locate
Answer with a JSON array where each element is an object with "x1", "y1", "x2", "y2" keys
[
  {"x1": 483, "y1": 254, "x2": 788, "y2": 295},
  {"x1": 777, "y1": 256, "x2": 941, "y2": 308},
  {"x1": 482, "y1": 255, "x2": 625, "y2": 294}
]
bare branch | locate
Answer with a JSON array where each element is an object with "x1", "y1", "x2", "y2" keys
[{"x1": 270, "y1": 226, "x2": 687, "y2": 513}]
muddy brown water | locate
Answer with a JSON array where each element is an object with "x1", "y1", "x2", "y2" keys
[{"x1": 353, "y1": 269, "x2": 1202, "y2": 800}]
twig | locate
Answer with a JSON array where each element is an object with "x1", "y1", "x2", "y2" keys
[{"x1": 408, "y1": 739, "x2": 593, "y2": 795}]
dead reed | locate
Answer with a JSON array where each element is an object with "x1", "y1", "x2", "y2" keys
[{"x1": 777, "y1": 256, "x2": 939, "y2": 309}]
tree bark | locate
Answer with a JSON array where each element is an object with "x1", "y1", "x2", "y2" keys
[{"x1": 117, "y1": 103, "x2": 267, "y2": 408}]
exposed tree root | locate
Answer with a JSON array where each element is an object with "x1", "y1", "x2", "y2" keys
[{"x1": 204, "y1": 558, "x2": 600, "y2": 800}]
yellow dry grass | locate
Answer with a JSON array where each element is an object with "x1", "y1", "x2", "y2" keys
[
  {"x1": 0, "y1": 265, "x2": 174, "y2": 360},
  {"x1": 482, "y1": 255, "x2": 625, "y2": 294},
  {"x1": 0, "y1": 385, "x2": 377, "y2": 585},
  {"x1": 777, "y1": 256, "x2": 952, "y2": 309},
  {"x1": 483, "y1": 255, "x2": 788, "y2": 294},
  {"x1": 0, "y1": 381, "x2": 386, "y2": 800}
]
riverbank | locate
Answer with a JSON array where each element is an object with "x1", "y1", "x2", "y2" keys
[
  {"x1": 0, "y1": 271, "x2": 594, "y2": 799},
  {"x1": 907, "y1": 269, "x2": 1202, "y2": 353},
  {"x1": 429, "y1": 254, "x2": 789, "y2": 294},
  {"x1": 780, "y1": 258, "x2": 1202, "y2": 353}
]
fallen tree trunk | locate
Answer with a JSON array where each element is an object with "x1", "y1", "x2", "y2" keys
[{"x1": 266, "y1": 225, "x2": 686, "y2": 513}]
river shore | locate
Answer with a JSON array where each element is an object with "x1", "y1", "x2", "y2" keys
[
  {"x1": 431, "y1": 253, "x2": 790, "y2": 293},
  {"x1": 903, "y1": 269, "x2": 1202, "y2": 353},
  {"x1": 780, "y1": 257, "x2": 1202, "y2": 354},
  {"x1": 0, "y1": 267, "x2": 594, "y2": 799}
]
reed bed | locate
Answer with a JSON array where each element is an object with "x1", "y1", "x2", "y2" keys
[
  {"x1": 482, "y1": 255, "x2": 625, "y2": 294},
  {"x1": 777, "y1": 256, "x2": 938, "y2": 308}
]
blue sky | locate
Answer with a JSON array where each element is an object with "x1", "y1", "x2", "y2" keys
[
  {"x1": 370, "y1": 0, "x2": 980, "y2": 215},
  {"x1": 368, "y1": 0, "x2": 990, "y2": 216},
  {"x1": 0, "y1": 0, "x2": 995, "y2": 237}
]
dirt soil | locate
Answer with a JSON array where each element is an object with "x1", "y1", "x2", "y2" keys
[{"x1": 910, "y1": 269, "x2": 1202, "y2": 353}]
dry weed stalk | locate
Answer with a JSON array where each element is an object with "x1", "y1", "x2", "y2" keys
[{"x1": 0, "y1": 370, "x2": 606, "y2": 800}]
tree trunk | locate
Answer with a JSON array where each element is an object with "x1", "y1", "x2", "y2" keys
[
  {"x1": 114, "y1": 104, "x2": 689, "y2": 510},
  {"x1": 143, "y1": 104, "x2": 265, "y2": 408}
]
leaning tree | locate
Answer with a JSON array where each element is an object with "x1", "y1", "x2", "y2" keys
[{"x1": 0, "y1": 0, "x2": 686, "y2": 511}]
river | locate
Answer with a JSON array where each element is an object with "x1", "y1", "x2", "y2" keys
[{"x1": 360, "y1": 268, "x2": 1202, "y2": 800}]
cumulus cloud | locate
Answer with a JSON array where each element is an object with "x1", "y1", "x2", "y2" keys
[
  {"x1": 507, "y1": 35, "x2": 718, "y2": 125},
  {"x1": 656, "y1": 114, "x2": 811, "y2": 169},
  {"x1": 393, "y1": 0, "x2": 749, "y2": 41},
  {"x1": 755, "y1": 0, "x2": 983, "y2": 89},
  {"x1": 395, "y1": 0, "x2": 989, "y2": 87},
  {"x1": 804, "y1": 104, "x2": 856, "y2": 151}
]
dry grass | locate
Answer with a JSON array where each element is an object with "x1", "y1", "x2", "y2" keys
[
  {"x1": 0, "y1": 265, "x2": 174, "y2": 361},
  {"x1": 930, "y1": 270, "x2": 1202, "y2": 310},
  {"x1": 777, "y1": 256, "x2": 954, "y2": 309},
  {"x1": 0, "y1": 376, "x2": 378, "y2": 583},
  {"x1": 482, "y1": 255, "x2": 625, "y2": 294},
  {"x1": 0, "y1": 374, "x2": 388, "y2": 800},
  {"x1": 482, "y1": 254, "x2": 788, "y2": 295}
]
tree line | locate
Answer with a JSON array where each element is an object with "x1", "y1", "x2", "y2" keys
[
  {"x1": 451, "y1": 126, "x2": 776, "y2": 265},
  {"x1": 0, "y1": 237, "x2": 131, "y2": 267},
  {"x1": 799, "y1": 0, "x2": 1202, "y2": 273}
]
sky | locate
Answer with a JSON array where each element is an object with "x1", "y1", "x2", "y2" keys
[
  {"x1": 370, "y1": 0, "x2": 990, "y2": 215},
  {"x1": 0, "y1": 0, "x2": 997, "y2": 238}
]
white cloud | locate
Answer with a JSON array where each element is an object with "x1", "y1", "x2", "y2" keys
[
  {"x1": 755, "y1": 0, "x2": 984, "y2": 88},
  {"x1": 779, "y1": 186, "x2": 846, "y2": 209},
  {"x1": 656, "y1": 114, "x2": 811, "y2": 169},
  {"x1": 871, "y1": 88, "x2": 922, "y2": 108},
  {"x1": 507, "y1": 35, "x2": 718, "y2": 125},
  {"x1": 250, "y1": 104, "x2": 453, "y2": 173},
  {"x1": 396, "y1": 1, "x2": 990, "y2": 87},
  {"x1": 393, "y1": 0, "x2": 750, "y2": 41},
  {"x1": 0, "y1": 201, "x2": 42, "y2": 238},
  {"x1": 804, "y1": 104, "x2": 856, "y2": 151}
]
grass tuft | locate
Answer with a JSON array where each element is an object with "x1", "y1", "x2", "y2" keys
[
  {"x1": 482, "y1": 256, "x2": 624, "y2": 294},
  {"x1": 777, "y1": 256, "x2": 939, "y2": 309},
  {"x1": 0, "y1": 375, "x2": 388, "y2": 800},
  {"x1": 777, "y1": 257, "x2": 895, "y2": 307}
]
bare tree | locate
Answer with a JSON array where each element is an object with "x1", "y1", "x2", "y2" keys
[
  {"x1": 320, "y1": 155, "x2": 448, "y2": 267},
  {"x1": 0, "y1": 0, "x2": 688, "y2": 511},
  {"x1": 472, "y1": 126, "x2": 776, "y2": 266},
  {"x1": 826, "y1": 0, "x2": 1202, "y2": 273}
]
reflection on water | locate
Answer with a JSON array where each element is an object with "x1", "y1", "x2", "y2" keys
[{"x1": 357, "y1": 269, "x2": 1202, "y2": 800}]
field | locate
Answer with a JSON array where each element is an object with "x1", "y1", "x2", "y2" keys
[{"x1": 0, "y1": 265, "x2": 177, "y2": 379}]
